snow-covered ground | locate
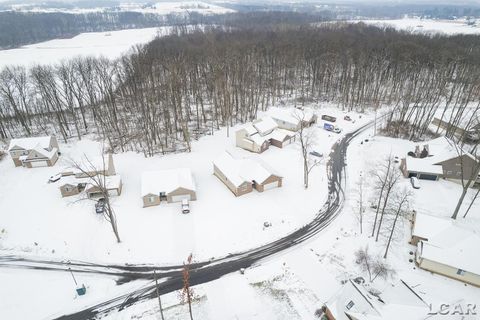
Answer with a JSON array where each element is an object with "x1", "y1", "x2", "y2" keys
[
  {"x1": 350, "y1": 17, "x2": 480, "y2": 35},
  {"x1": 0, "y1": 105, "x2": 371, "y2": 265},
  {"x1": 106, "y1": 124, "x2": 480, "y2": 320},
  {"x1": 0, "y1": 27, "x2": 172, "y2": 69}
]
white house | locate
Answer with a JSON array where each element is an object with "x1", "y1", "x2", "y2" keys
[
  {"x1": 8, "y1": 136, "x2": 59, "y2": 168},
  {"x1": 235, "y1": 124, "x2": 270, "y2": 153},
  {"x1": 141, "y1": 169, "x2": 196, "y2": 207}
]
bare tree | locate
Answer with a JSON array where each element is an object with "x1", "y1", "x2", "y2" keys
[
  {"x1": 384, "y1": 188, "x2": 412, "y2": 258},
  {"x1": 181, "y1": 253, "x2": 195, "y2": 320},
  {"x1": 70, "y1": 153, "x2": 121, "y2": 243},
  {"x1": 355, "y1": 172, "x2": 366, "y2": 234},
  {"x1": 296, "y1": 112, "x2": 321, "y2": 189},
  {"x1": 355, "y1": 246, "x2": 395, "y2": 283},
  {"x1": 451, "y1": 142, "x2": 480, "y2": 219}
]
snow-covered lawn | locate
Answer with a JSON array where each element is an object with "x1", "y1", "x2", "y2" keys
[
  {"x1": 0, "y1": 105, "x2": 371, "y2": 266},
  {"x1": 350, "y1": 17, "x2": 480, "y2": 35},
  {"x1": 0, "y1": 27, "x2": 171, "y2": 69}
]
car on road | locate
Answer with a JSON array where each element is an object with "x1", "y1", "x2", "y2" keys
[
  {"x1": 410, "y1": 177, "x2": 421, "y2": 189},
  {"x1": 181, "y1": 199, "x2": 190, "y2": 214},
  {"x1": 48, "y1": 173, "x2": 62, "y2": 183},
  {"x1": 309, "y1": 151, "x2": 323, "y2": 158},
  {"x1": 95, "y1": 198, "x2": 106, "y2": 214}
]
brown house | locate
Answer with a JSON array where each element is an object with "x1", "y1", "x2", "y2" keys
[
  {"x1": 8, "y1": 136, "x2": 59, "y2": 168},
  {"x1": 213, "y1": 152, "x2": 282, "y2": 197},
  {"x1": 141, "y1": 169, "x2": 196, "y2": 207},
  {"x1": 59, "y1": 180, "x2": 87, "y2": 197},
  {"x1": 85, "y1": 175, "x2": 123, "y2": 199}
]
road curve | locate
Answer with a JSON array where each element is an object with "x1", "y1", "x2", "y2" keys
[{"x1": 1, "y1": 119, "x2": 374, "y2": 320}]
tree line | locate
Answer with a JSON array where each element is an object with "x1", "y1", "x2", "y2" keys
[{"x1": 1, "y1": 22, "x2": 480, "y2": 156}]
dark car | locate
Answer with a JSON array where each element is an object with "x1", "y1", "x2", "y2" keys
[
  {"x1": 344, "y1": 115, "x2": 352, "y2": 121},
  {"x1": 309, "y1": 151, "x2": 323, "y2": 158},
  {"x1": 95, "y1": 198, "x2": 106, "y2": 214}
]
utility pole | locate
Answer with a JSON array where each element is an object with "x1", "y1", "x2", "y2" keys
[{"x1": 154, "y1": 270, "x2": 165, "y2": 320}]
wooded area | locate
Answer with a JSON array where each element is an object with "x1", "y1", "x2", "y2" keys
[{"x1": 1, "y1": 22, "x2": 480, "y2": 156}]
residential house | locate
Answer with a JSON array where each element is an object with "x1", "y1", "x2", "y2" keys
[
  {"x1": 59, "y1": 178, "x2": 87, "y2": 197},
  {"x1": 235, "y1": 124, "x2": 270, "y2": 153},
  {"x1": 271, "y1": 108, "x2": 317, "y2": 131},
  {"x1": 8, "y1": 136, "x2": 59, "y2": 168},
  {"x1": 213, "y1": 152, "x2": 282, "y2": 196},
  {"x1": 412, "y1": 213, "x2": 480, "y2": 287},
  {"x1": 85, "y1": 175, "x2": 123, "y2": 198},
  {"x1": 324, "y1": 279, "x2": 429, "y2": 320},
  {"x1": 141, "y1": 168, "x2": 196, "y2": 207},
  {"x1": 400, "y1": 136, "x2": 479, "y2": 184}
]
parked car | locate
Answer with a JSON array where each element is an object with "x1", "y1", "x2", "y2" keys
[
  {"x1": 410, "y1": 177, "x2": 421, "y2": 189},
  {"x1": 324, "y1": 123, "x2": 335, "y2": 131},
  {"x1": 95, "y1": 198, "x2": 106, "y2": 214},
  {"x1": 181, "y1": 199, "x2": 190, "y2": 214},
  {"x1": 333, "y1": 127, "x2": 342, "y2": 134},
  {"x1": 48, "y1": 173, "x2": 62, "y2": 183},
  {"x1": 344, "y1": 115, "x2": 352, "y2": 121},
  {"x1": 309, "y1": 151, "x2": 323, "y2": 158},
  {"x1": 321, "y1": 115, "x2": 337, "y2": 122}
]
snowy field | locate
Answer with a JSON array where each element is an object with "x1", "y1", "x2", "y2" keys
[
  {"x1": 351, "y1": 17, "x2": 480, "y2": 35},
  {"x1": 0, "y1": 27, "x2": 171, "y2": 69}
]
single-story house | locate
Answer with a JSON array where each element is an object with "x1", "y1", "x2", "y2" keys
[
  {"x1": 252, "y1": 117, "x2": 278, "y2": 136},
  {"x1": 8, "y1": 136, "x2": 59, "y2": 168},
  {"x1": 59, "y1": 178, "x2": 87, "y2": 197},
  {"x1": 400, "y1": 136, "x2": 480, "y2": 184},
  {"x1": 324, "y1": 279, "x2": 428, "y2": 320},
  {"x1": 62, "y1": 154, "x2": 116, "y2": 178},
  {"x1": 412, "y1": 213, "x2": 480, "y2": 287},
  {"x1": 235, "y1": 124, "x2": 270, "y2": 153},
  {"x1": 213, "y1": 152, "x2": 282, "y2": 196},
  {"x1": 141, "y1": 168, "x2": 196, "y2": 207},
  {"x1": 85, "y1": 175, "x2": 123, "y2": 199}
]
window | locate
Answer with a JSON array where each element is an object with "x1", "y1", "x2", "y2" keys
[
  {"x1": 447, "y1": 171, "x2": 453, "y2": 175},
  {"x1": 65, "y1": 187, "x2": 70, "y2": 192},
  {"x1": 149, "y1": 196, "x2": 155, "y2": 203},
  {"x1": 457, "y1": 269, "x2": 466, "y2": 276},
  {"x1": 346, "y1": 300, "x2": 355, "y2": 310},
  {"x1": 456, "y1": 172, "x2": 461, "y2": 176}
]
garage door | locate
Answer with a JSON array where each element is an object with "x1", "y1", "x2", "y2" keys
[
  {"x1": 263, "y1": 181, "x2": 279, "y2": 191},
  {"x1": 171, "y1": 194, "x2": 191, "y2": 203},
  {"x1": 419, "y1": 174, "x2": 438, "y2": 181},
  {"x1": 30, "y1": 160, "x2": 48, "y2": 168},
  {"x1": 108, "y1": 189, "x2": 119, "y2": 196}
]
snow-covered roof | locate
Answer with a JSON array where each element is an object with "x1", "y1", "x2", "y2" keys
[
  {"x1": 249, "y1": 133, "x2": 269, "y2": 145},
  {"x1": 239, "y1": 123, "x2": 258, "y2": 136},
  {"x1": 326, "y1": 280, "x2": 428, "y2": 320},
  {"x1": 412, "y1": 213, "x2": 452, "y2": 241},
  {"x1": 71, "y1": 154, "x2": 113, "y2": 173},
  {"x1": 141, "y1": 169, "x2": 195, "y2": 196},
  {"x1": 271, "y1": 112, "x2": 300, "y2": 125},
  {"x1": 419, "y1": 225, "x2": 480, "y2": 275},
  {"x1": 253, "y1": 117, "x2": 278, "y2": 136},
  {"x1": 265, "y1": 128, "x2": 294, "y2": 142},
  {"x1": 86, "y1": 175, "x2": 122, "y2": 190},
  {"x1": 405, "y1": 158, "x2": 443, "y2": 175},
  {"x1": 8, "y1": 136, "x2": 52, "y2": 151},
  {"x1": 29, "y1": 146, "x2": 58, "y2": 160},
  {"x1": 427, "y1": 136, "x2": 476, "y2": 164},
  {"x1": 213, "y1": 152, "x2": 279, "y2": 187}
]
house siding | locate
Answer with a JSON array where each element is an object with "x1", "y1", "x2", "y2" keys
[
  {"x1": 166, "y1": 187, "x2": 196, "y2": 203},
  {"x1": 60, "y1": 184, "x2": 81, "y2": 197},
  {"x1": 417, "y1": 256, "x2": 480, "y2": 287},
  {"x1": 143, "y1": 194, "x2": 161, "y2": 207},
  {"x1": 254, "y1": 175, "x2": 282, "y2": 192},
  {"x1": 213, "y1": 165, "x2": 253, "y2": 196},
  {"x1": 439, "y1": 154, "x2": 479, "y2": 182}
]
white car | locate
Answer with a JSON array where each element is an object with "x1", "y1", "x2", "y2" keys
[
  {"x1": 181, "y1": 199, "x2": 190, "y2": 214},
  {"x1": 333, "y1": 127, "x2": 342, "y2": 134},
  {"x1": 410, "y1": 177, "x2": 421, "y2": 189}
]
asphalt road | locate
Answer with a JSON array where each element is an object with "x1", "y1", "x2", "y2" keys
[{"x1": 0, "y1": 119, "x2": 374, "y2": 320}]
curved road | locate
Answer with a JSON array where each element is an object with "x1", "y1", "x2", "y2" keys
[{"x1": 0, "y1": 119, "x2": 374, "y2": 320}]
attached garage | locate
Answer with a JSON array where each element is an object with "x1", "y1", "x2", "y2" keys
[
  {"x1": 418, "y1": 173, "x2": 439, "y2": 181},
  {"x1": 29, "y1": 160, "x2": 48, "y2": 168},
  {"x1": 263, "y1": 181, "x2": 280, "y2": 191}
]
